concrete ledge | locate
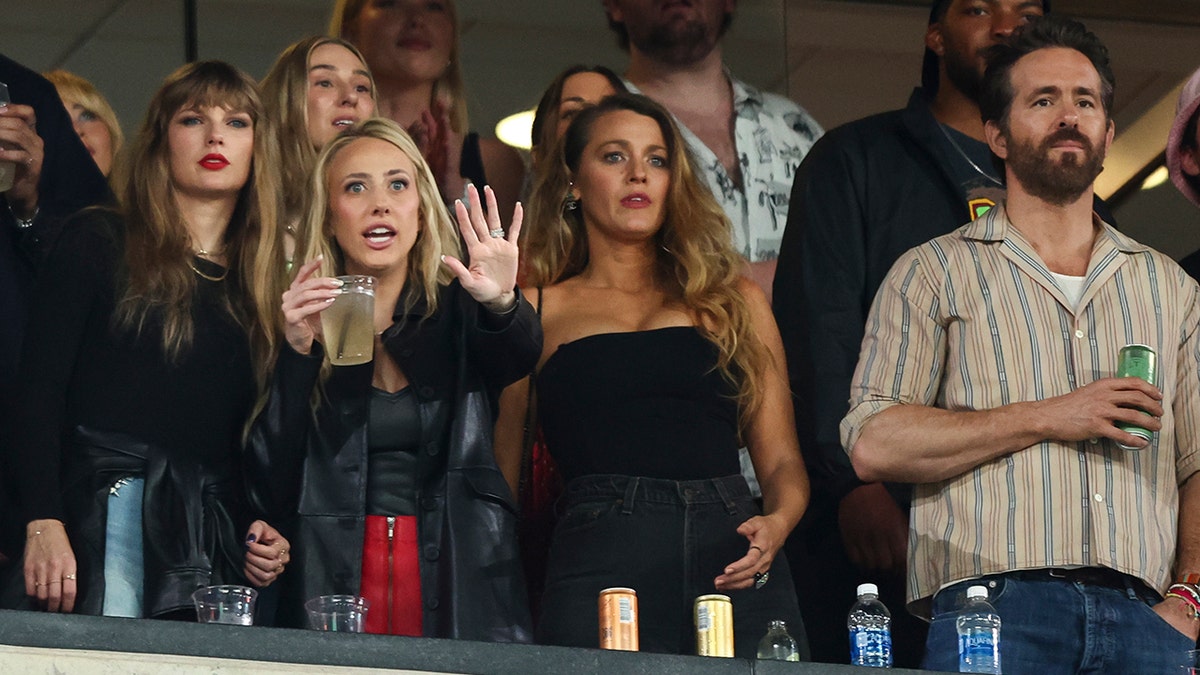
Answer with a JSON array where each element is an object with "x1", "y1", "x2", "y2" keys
[{"x1": 0, "y1": 609, "x2": 927, "y2": 674}]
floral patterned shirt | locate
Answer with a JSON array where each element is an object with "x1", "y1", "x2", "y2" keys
[{"x1": 627, "y1": 74, "x2": 823, "y2": 262}]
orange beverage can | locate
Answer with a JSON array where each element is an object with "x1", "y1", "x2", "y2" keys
[
  {"x1": 598, "y1": 587, "x2": 639, "y2": 651},
  {"x1": 695, "y1": 594, "x2": 734, "y2": 657}
]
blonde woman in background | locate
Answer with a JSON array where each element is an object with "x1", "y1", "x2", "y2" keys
[
  {"x1": 43, "y1": 70, "x2": 122, "y2": 177},
  {"x1": 330, "y1": 0, "x2": 525, "y2": 220},
  {"x1": 260, "y1": 35, "x2": 377, "y2": 265}
]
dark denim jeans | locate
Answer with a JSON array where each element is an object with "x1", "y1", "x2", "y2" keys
[
  {"x1": 536, "y1": 474, "x2": 808, "y2": 658},
  {"x1": 922, "y1": 572, "x2": 1194, "y2": 673}
]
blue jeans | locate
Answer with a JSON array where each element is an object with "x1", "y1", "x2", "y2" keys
[
  {"x1": 922, "y1": 572, "x2": 1194, "y2": 673},
  {"x1": 102, "y1": 476, "x2": 144, "y2": 618},
  {"x1": 536, "y1": 474, "x2": 808, "y2": 658}
]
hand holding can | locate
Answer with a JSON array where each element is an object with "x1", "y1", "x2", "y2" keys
[{"x1": 1116, "y1": 344, "x2": 1157, "y2": 450}]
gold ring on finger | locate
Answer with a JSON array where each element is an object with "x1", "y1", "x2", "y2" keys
[{"x1": 65, "y1": 573, "x2": 76, "y2": 580}]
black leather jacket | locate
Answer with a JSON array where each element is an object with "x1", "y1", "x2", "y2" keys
[{"x1": 248, "y1": 282, "x2": 540, "y2": 641}]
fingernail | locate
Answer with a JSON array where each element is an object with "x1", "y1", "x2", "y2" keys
[
  {"x1": 331, "y1": 278, "x2": 344, "y2": 287},
  {"x1": 245, "y1": 533, "x2": 256, "y2": 546}
]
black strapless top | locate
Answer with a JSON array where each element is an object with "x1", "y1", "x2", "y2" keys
[{"x1": 536, "y1": 326, "x2": 740, "y2": 483}]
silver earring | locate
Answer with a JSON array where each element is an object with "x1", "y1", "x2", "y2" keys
[{"x1": 565, "y1": 182, "x2": 579, "y2": 210}]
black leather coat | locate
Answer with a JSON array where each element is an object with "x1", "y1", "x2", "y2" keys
[{"x1": 249, "y1": 282, "x2": 539, "y2": 641}]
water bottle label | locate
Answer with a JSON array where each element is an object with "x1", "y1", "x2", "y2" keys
[
  {"x1": 850, "y1": 627, "x2": 892, "y2": 666},
  {"x1": 959, "y1": 629, "x2": 1000, "y2": 671}
]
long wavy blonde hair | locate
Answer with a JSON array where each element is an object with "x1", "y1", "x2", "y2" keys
[
  {"x1": 260, "y1": 35, "x2": 376, "y2": 227},
  {"x1": 297, "y1": 117, "x2": 460, "y2": 323},
  {"x1": 111, "y1": 60, "x2": 284, "y2": 392},
  {"x1": 329, "y1": 0, "x2": 468, "y2": 133},
  {"x1": 525, "y1": 93, "x2": 771, "y2": 420}
]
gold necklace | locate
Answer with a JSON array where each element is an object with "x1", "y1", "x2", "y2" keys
[{"x1": 189, "y1": 258, "x2": 228, "y2": 282}]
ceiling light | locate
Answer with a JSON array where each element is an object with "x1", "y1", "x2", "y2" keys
[
  {"x1": 1140, "y1": 165, "x2": 1169, "y2": 191},
  {"x1": 496, "y1": 109, "x2": 535, "y2": 151}
]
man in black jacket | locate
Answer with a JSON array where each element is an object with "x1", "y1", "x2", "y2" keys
[
  {"x1": 772, "y1": 0, "x2": 1051, "y2": 666},
  {"x1": 0, "y1": 54, "x2": 110, "y2": 567}
]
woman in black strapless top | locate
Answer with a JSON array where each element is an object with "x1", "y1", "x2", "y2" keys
[{"x1": 506, "y1": 93, "x2": 812, "y2": 657}]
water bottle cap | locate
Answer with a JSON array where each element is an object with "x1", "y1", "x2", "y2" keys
[
  {"x1": 857, "y1": 583, "x2": 879, "y2": 597},
  {"x1": 966, "y1": 585, "x2": 988, "y2": 599}
]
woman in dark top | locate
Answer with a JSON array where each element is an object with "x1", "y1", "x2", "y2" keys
[
  {"x1": 500, "y1": 93, "x2": 811, "y2": 657},
  {"x1": 329, "y1": 0, "x2": 526, "y2": 218},
  {"x1": 10, "y1": 61, "x2": 290, "y2": 618},
  {"x1": 256, "y1": 118, "x2": 537, "y2": 639}
]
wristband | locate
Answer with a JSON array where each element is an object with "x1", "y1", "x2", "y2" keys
[{"x1": 1166, "y1": 583, "x2": 1200, "y2": 619}]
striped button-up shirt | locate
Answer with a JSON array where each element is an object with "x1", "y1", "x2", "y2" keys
[{"x1": 841, "y1": 205, "x2": 1200, "y2": 616}]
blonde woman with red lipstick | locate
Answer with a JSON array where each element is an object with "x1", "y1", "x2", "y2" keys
[
  {"x1": 329, "y1": 0, "x2": 525, "y2": 220},
  {"x1": 250, "y1": 118, "x2": 538, "y2": 638},
  {"x1": 261, "y1": 35, "x2": 377, "y2": 266},
  {"x1": 505, "y1": 93, "x2": 810, "y2": 656},
  {"x1": 8, "y1": 61, "x2": 291, "y2": 619}
]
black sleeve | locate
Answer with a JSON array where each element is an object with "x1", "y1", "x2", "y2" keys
[
  {"x1": 9, "y1": 210, "x2": 116, "y2": 523},
  {"x1": 774, "y1": 131, "x2": 870, "y2": 505},
  {"x1": 242, "y1": 342, "x2": 323, "y2": 521},
  {"x1": 464, "y1": 285, "x2": 543, "y2": 391}
]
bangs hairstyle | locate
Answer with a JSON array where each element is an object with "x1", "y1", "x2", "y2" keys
[
  {"x1": 529, "y1": 64, "x2": 626, "y2": 168},
  {"x1": 43, "y1": 69, "x2": 125, "y2": 160},
  {"x1": 329, "y1": 0, "x2": 468, "y2": 133},
  {"x1": 112, "y1": 60, "x2": 284, "y2": 391},
  {"x1": 298, "y1": 117, "x2": 460, "y2": 324},
  {"x1": 979, "y1": 14, "x2": 1114, "y2": 132},
  {"x1": 525, "y1": 92, "x2": 771, "y2": 420},
  {"x1": 261, "y1": 35, "x2": 376, "y2": 226}
]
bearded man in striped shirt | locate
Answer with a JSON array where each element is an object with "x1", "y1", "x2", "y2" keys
[{"x1": 842, "y1": 15, "x2": 1200, "y2": 673}]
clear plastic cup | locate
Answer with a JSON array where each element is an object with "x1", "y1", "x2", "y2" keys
[
  {"x1": 321, "y1": 275, "x2": 376, "y2": 366},
  {"x1": 191, "y1": 585, "x2": 257, "y2": 625},
  {"x1": 305, "y1": 594, "x2": 369, "y2": 632}
]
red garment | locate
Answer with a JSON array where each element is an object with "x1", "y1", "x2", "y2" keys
[
  {"x1": 360, "y1": 515, "x2": 422, "y2": 636},
  {"x1": 518, "y1": 430, "x2": 563, "y2": 622}
]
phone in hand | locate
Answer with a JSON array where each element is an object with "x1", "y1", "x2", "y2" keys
[{"x1": 0, "y1": 81, "x2": 15, "y2": 192}]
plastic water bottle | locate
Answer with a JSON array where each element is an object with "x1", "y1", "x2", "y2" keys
[
  {"x1": 956, "y1": 585, "x2": 1001, "y2": 674},
  {"x1": 756, "y1": 619, "x2": 800, "y2": 661},
  {"x1": 847, "y1": 582, "x2": 892, "y2": 667}
]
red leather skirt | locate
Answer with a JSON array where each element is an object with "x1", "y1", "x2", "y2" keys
[{"x1": 360, "y1": 515, "x2": 423, "y2": 636}]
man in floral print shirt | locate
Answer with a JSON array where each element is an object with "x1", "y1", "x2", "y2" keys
[{"x1": 602, "y1": 0, "x2": 822, "y2": 300}]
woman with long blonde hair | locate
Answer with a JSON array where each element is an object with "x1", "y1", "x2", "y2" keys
[
  {"x1": 503, "y1": 93, "x2": 811, "y2": 656},
  {"x1": 10, "y1": 61, "x2": 290, "y2": 618},
  {"x1": 260, "y1": 35, "x2": 376, "y2": 264},
  {"x1": 253, "y1": 118, "x2": 537, "y2": 638},
  {"x1": 329, "y1": 0, "x2": 526, "y2": 219},
  {"x1": 43, "y1": 69, "x2": 123, "y2": 177}
]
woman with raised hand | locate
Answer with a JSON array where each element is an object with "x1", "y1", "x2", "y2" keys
[
  {"x1": 330, "y1": 0, "x2": 525, "y2": 219},
  {"x1": 254, "y1": 117, "x2": 537, "y2": 639},
  {"x1": 507, "y1": 93, "x2": 811, "y2": 656},
  {"x1": 9, "y1": 61, "x2": 290, "y2": 618},
  {"x1": 260, "y1": 35, "x2": 376, "y2": 266}
]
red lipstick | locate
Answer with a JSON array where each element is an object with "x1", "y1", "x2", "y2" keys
[{"x1": 200, "y1": 153, "x2": 229, "y2": 170}]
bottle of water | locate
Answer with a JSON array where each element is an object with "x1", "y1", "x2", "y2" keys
[
  {"x1": 847, "y1": 582, "x2": 892, "y2": 667},
  {"x1": 956, "y1": 585, "x2": 1001, "y2": 674},
  {"x1": 756, "y1": 619, "x2": 800, "y2": 661}
]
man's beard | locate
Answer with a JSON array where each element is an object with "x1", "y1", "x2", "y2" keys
[
  {"x1": 629, "y1": 16, "x2": 719, "y2": 66},
  {"x1": 1005, "y1": 127, "x2": 1106, "y2": 206},
  {"x1": 943, "y1": 43, "x2": 984, "y2": 101}
]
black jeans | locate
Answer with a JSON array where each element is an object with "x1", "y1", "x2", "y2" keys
[{"x1": 536, "y1": 474, "x2": 808, "y2": 658}]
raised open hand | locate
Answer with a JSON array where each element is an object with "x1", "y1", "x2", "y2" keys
[{"x1": 442, "y1": 184, "x2": 521, "y2": 312}]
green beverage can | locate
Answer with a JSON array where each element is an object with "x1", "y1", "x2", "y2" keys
[{"x1": 1116, "y1": 344, "x2": 1157, "y2": 450}]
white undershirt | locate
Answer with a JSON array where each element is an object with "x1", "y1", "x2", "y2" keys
[{"x1": 1050, "y1": 271, "x2": 1086, "y2": 310}]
